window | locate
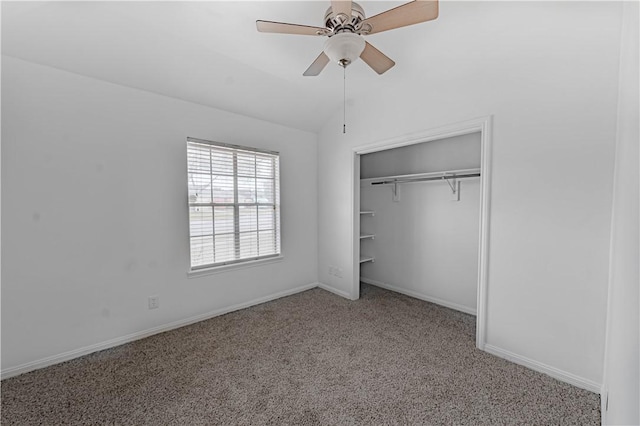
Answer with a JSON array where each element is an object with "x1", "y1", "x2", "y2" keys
[{"x1": 187, "y1": 137, "x2": 281, "y2": 270}]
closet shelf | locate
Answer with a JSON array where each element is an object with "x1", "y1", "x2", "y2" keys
[
  {"x1": 360, "y1": 255, "x2": 375, "y2": 264},
  {"x1": 360, "y1": 234, "x2": 375, "y2": 240},
  {"x1": 360, "y1": 211, "x2": 375, "y2": 216}
]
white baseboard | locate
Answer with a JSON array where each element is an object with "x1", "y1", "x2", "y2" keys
[
  {"x1": 317, "y1": 282, "x2": 352, "y2": 299},
  {"x1": 1, "y1": 282, "x2": 319, "y2": 380},
  {"x1": 361, "y1": 277, "x2": 477, "y2": 316},
  {"x1": 483, "y1": 344, "x2": 601, "y2": 394}
]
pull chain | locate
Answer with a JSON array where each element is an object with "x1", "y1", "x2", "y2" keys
[{"x1": 343, "y1": 65, "x2": 346, "y2": 134}]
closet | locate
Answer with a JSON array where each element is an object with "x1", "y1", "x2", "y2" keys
[{"x1": 359, "y1": 132, "x2": 481, "y2": 315}]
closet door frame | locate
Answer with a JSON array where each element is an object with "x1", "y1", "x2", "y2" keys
[{"x1": 351, "y1": 116, "x2": 493, "y2": 350}]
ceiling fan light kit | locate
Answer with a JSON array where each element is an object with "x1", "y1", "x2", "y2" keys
[{"x1": 324, "y1": 32, "x2": 365, "y2": 68}]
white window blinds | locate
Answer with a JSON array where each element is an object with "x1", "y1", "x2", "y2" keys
[{"x1": 187, "y1": 137, "x2": 281, "y2": 269}]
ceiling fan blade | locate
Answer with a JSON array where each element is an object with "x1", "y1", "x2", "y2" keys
[
  {"x1": 360, "y1": 42, "x2": 395, "y2": 74},
  {"x1": 359, "y1": 0, "x2": 438, "y2": 35},
  {"x1": 256, "y1": 20, "x2": 327, "y2": 36},
  {"x1": 303, "y1": 51, "x2": 331, "y2": 76},
  {"x1": 331, "y1": 0, "x2": 353, "y2": 21}
]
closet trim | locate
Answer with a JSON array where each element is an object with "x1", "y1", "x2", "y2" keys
[{"x1": 351, "y1": 116, "x2": 493, "y2": 351}]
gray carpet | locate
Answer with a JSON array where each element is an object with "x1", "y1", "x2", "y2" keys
[{"x1": 2, "y1": 284, "x2": 600, "y2": 425}]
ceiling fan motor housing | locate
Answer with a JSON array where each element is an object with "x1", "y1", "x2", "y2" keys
[{"x1": 324, "y1": 2, "x2": 365, "y2": 31}]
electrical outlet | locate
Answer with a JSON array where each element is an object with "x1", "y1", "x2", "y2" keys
[
  {"x1": 148, "y1": 295, "x2": 159, "y2": 310},
  {"x1": 336, "y1": 268, "x2": 343, "y2": 278}
]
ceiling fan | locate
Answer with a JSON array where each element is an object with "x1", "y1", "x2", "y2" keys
[{"x1": 256, "y1": 0, "x2": 439, "y2": 76}]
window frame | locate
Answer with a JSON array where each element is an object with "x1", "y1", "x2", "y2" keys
[{"x1": 186, "y1": 137, "x2": 281, "y2": 273}]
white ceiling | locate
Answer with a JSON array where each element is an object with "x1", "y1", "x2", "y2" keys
[
  {"x1": 2, "y1": 1, "x2": 437, "y2": 132},
  {"x1": 1, "y1": 1, "x2": 623, "y2": 133}
]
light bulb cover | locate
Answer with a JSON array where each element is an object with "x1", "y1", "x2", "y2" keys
[{"x1": 323, "y1": 32, "x2": 365, "y2": 66}]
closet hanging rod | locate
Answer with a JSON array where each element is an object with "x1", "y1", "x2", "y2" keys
[
  {"x1": 370, "y1": 172, "x2": 480, "y2": 186},
  {"x1": 361, "y1": 168, "x2": 480, "y2": 186}
]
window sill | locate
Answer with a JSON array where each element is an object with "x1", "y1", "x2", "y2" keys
[{"x1": 187, "y1": 255, "x2": 284, "y2": 278}]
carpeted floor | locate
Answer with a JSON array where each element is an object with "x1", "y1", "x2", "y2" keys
[{"x1": 2, "y1": 284, "x2": 600, "y2": 425}]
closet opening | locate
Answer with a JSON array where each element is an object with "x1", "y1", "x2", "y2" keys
[{"x1": 351, "y1": 117, "x2": 492, "y2": 349}]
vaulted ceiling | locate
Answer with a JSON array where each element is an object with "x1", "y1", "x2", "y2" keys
[{"x1": 1, "y1": 1, "x2": 623, "y2": 133}]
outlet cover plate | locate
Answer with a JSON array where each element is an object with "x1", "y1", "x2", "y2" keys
[{"x1": 148, "y1": 296, "x2": 159, "y2": 310}]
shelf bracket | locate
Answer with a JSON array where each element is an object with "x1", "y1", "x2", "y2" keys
[{"x1": 444, "y1": 175, "x2": 460, "y2": 201}]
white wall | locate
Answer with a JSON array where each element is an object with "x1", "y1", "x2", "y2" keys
[
  {"x1": 602, "y1": 2, "x2": 639, "y2": 424},
  {"x1": 317, "y1": 1, "x2": 621, "y2": 389},
  {"x1": 360, "y1": 133, "x2": 481, "y2": 179},
  {"x1": 360, "y1": 133, "x2": 481, "y2": 314},
  {"x1": 1, "y1": 56, "x2": 318, "y2": 375}
]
